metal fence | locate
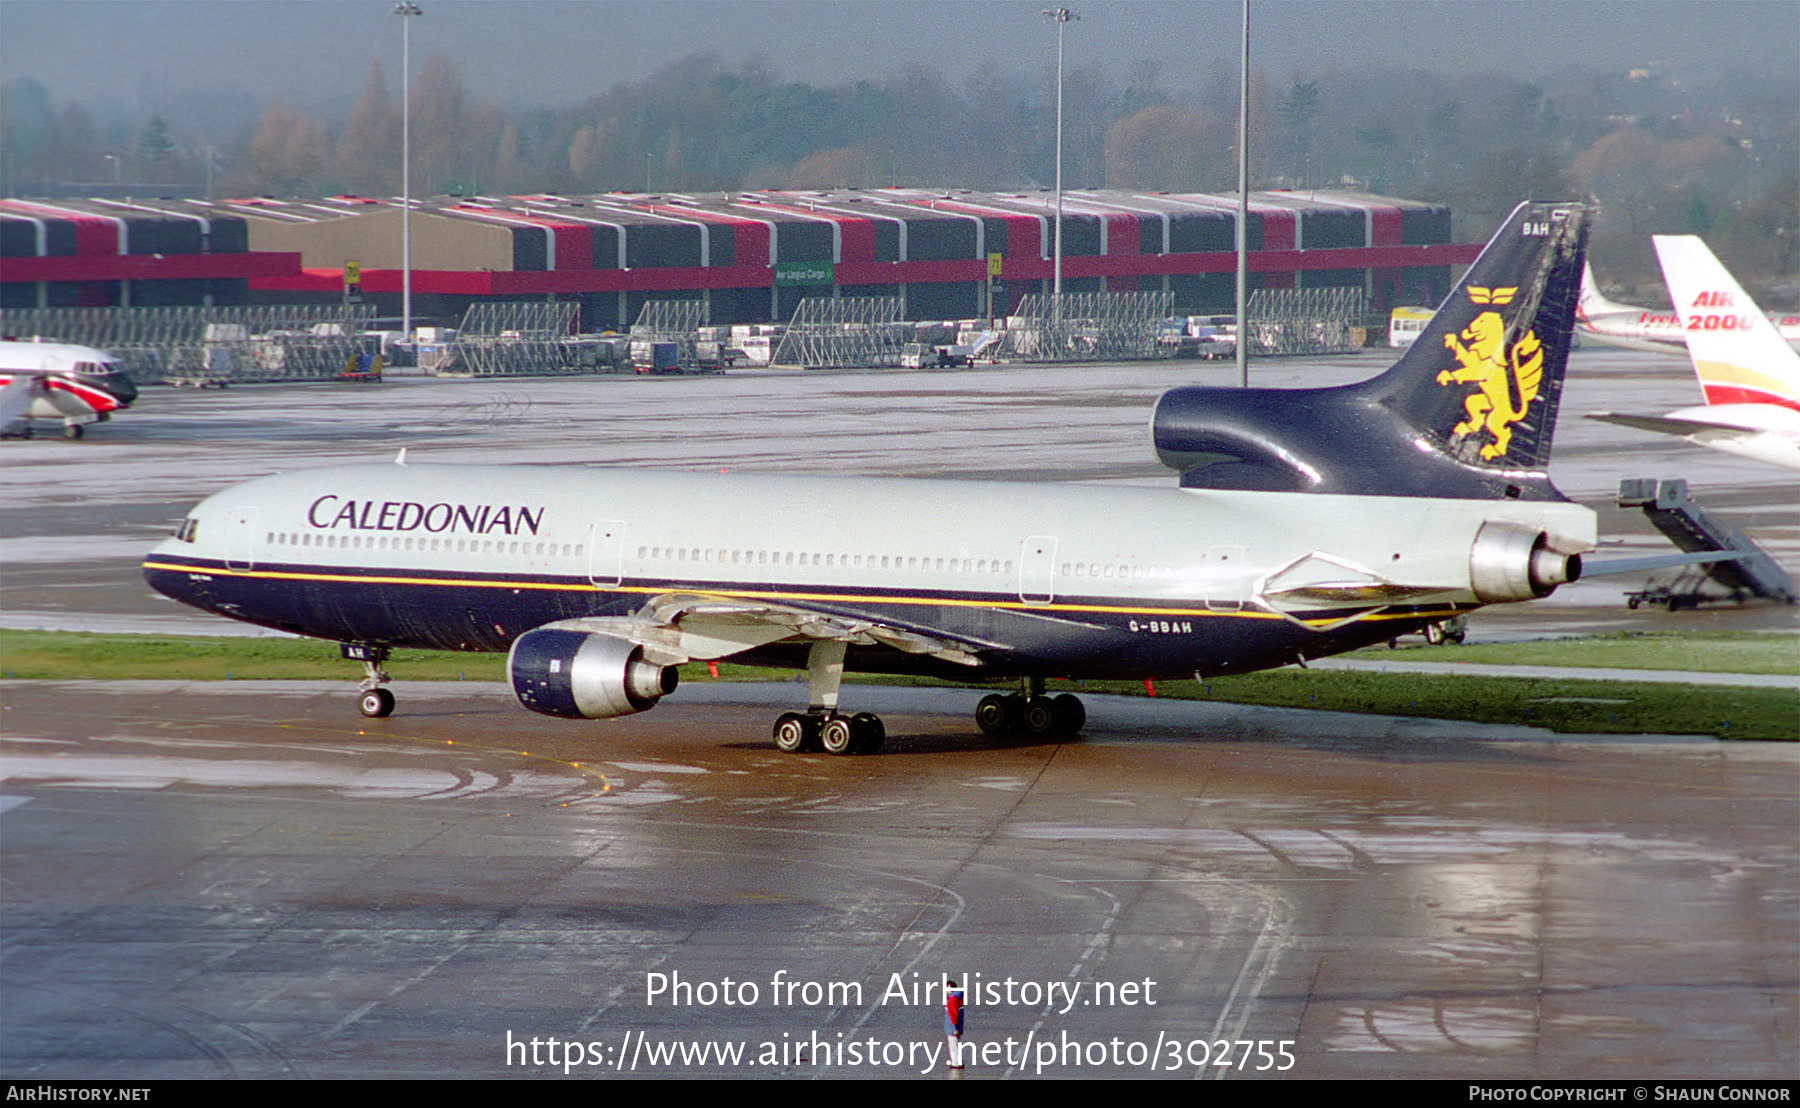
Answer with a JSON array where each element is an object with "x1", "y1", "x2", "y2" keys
[
  {"x1": 627, "y1": 299, "x2": 707, "y2": 371},
  {"x1": 998, "y1": 291, "x2": 1175, "y2": 362},
  {"x1": 0, "y1": 305, "x2": 377, "y2": 384},
  {"x1": 770, "y1": 296, "x2": 909, "y2": 368},
  {"x1": 1244, "y1": 287, "x2": 1367, "y2": 357},
  {"x1": 443, "y1": 301, "x2": 608, "y2": 376},
  {"x1": 630, "y1": 299, "x2": 705, "y2": 336}
]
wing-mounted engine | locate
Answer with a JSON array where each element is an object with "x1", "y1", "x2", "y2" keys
[
  {"x1": 506, "y1": 596, "x2": 991, "y2": 725},
  {"x1": 509, "y1": 627, "x2": 679, "y2": 719}
]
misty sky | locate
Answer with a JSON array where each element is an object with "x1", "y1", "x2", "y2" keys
[{"x1": 3, "y1": 0, "x2": 1796, "y2": 115}]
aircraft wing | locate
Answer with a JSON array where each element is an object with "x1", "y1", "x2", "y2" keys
[
  {"x1": 1585, "y1": 411, "x2": 1760, "y2": 437},
  {"x1": 536, "y1": 592, "x2": 993, "y2": 669}
]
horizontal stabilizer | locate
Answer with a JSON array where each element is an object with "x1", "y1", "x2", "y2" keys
[
  {"x1": 1255, "y1": 550, "x2": 1462, "y2": 624},
  {"x1": 1581, "y1": 549, "x2": 1748, "y2": 577},
  {"x1": 1585, "y1": 411, "x2": 1760, "y2": 437},
  {"x1": 1261, "y1": 581, "x2": 1452, "y2": 604}
]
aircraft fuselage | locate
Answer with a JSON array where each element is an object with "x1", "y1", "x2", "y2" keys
[
  {"x1": 144, "y1": 463, "x2": 1594, "y2": 682},
  {"x1": 0, "y1": 340, "x2": 136, "y2": 438},
  {"x1": 141, "y1": 200, "x2": 1599, "y2": 747}
]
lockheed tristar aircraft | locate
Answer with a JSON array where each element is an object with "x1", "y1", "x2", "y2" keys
[
  {"x1": 0, "y1": 340, "x2": 137, "y2": 439},
  {"x1": 1588, "y1": 235, "x2": 1800, "y2": 472},
  {"x1": 146, "y1": 201, "x2": 1597, "y2": 755}
]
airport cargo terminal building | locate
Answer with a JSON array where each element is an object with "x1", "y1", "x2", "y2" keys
[{"x1": 2, "y1": 189, "x2": 1475, "y2": 328}]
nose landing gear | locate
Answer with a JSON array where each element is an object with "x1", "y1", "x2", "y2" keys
[{"x1": 342, "y1": 643, "x2": 395, "y2": 718}]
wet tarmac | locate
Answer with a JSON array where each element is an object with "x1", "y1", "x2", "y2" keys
[
  {"x1": 4, "y1": 679, "x2": 1794, "y2": 1079},
  {"x1": 2, "y1": 351, "x2": 1796, "y2": 1078}
]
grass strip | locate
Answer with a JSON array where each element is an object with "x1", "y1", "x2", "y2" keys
[
  {"x1": 0, "y1": 630, "x2": 502, "y2": 683},
  {"x1": 1361, "y1": 630, "x2": 1800, "y2": 675},
  {"x1": 4, "y1": 629, "x2": 1793, "y2": 741}
]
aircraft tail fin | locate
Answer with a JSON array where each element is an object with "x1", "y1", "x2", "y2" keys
[
  {"x1": 1577, "y1": 260, "x2": 1633, "y2": 324},
  {"x1": 1652, "y1": 235, "x2": 1800, "y2": 411},
  {"x1": 1360, "y1": 200, "x2": 1587, "y2": 472},
  {"x1": 1152, "y1": 201, "x2": 1588, "y2": 500}
]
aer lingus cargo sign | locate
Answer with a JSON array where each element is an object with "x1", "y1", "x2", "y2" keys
[{"x1": 774, "y1": 262, "x2": 834, "y2": 287}]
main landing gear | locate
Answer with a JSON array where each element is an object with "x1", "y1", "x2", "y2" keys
[
  {"x1": 771, "y1": 710, "x2": 886, "y2": 755},
  {"x1": 769, "y1": 641, "x2": 886, "y2": 756},
  {"x1": 974, "y1": 677, "x2": 1085, "y2": 739},
  {"x1": 342, "y1": 643, "x2": 395, "y2": 718},
  {"x1": 766, "y1": 653, "x2": 1089, "y2": 755}
]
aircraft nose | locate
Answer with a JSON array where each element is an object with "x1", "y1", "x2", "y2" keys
[
  {"x1": 143, "y1": 555, "x2": 202, "y2": 607},
  {"x1": 143, "y1": 532, "x2": 204, "y2": 606},
  {"x1": 109, "y1": 372, "x2": 138, "y2": 408}
]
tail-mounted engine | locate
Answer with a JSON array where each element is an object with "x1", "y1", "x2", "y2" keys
[
  {"x1": 1468, "y1": 521, "x2": 1582, "y2": 603},
  {"x1": 509, "y1": 628, "x2": 679, "y2": 719}
]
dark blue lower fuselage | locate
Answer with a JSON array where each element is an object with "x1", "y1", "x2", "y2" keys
[{"x1": 143, "y1": 553, "x2": 1457, "y2": 682}]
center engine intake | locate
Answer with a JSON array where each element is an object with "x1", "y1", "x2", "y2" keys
[{"x1": 509, "y1": 628, "x2": 679, "y2": 719}]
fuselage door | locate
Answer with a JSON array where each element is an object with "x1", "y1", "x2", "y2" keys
[
  {"x1": 588, "y1": 520, "x2": 625, "y2": 587},
  {"x1": 1204, "y1": 545, "x2": 1247, "y2": 611},
  {"x1": 224, "y1": 506, "x2": 259, "y2": 571},
  {"x1": 1019, "y1": 535, "x2": 1058, "y2": 605}
]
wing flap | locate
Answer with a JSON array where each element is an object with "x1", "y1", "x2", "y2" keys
[{"x1": 542, "y1": 593, "x2": 987, "y2": 668}]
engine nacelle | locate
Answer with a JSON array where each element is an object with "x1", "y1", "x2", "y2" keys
[
  {"x1": 508, "y1": 628, "x2": 679, "y2": 719},
  {"x1": 1469, "y1": 521, "x2": 1582, "y2": 603}
]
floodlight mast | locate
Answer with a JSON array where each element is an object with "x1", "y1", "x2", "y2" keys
[
  {"x1": 1236, "y1": 0, "x2": 1250, "y2": 387},
  {"x1": 395, "y1": 3, "x2": 422, "y2": 349},
  {"x1": 1042, "y1": 8, "x2": 1078, "y2": 325}
]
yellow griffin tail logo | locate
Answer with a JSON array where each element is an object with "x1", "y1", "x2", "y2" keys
[{"x1": 1436, "y1": 286, "x2": 1542, "y2": 460}]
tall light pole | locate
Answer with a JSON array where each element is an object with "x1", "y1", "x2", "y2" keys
[
  {"x1": 1235, "y1": 0, "x2": 1250, "y2": 387},
  {"x1": 394, "y1": 2, "x2": 421, "y2": 348},
  {"x1": 1042, "y1": 7, "x2": 1077, "y2": 323}
]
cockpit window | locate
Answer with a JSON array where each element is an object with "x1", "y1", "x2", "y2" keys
[{"x1": 174, "y1": 518, "x2": 199, "y2": 543}]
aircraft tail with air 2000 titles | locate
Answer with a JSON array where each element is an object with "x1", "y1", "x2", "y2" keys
[
  {"x1": 1586, "y1": 235, "x2": 1800, "y2": 472},
  {"x1": 145, "y1": 201, "x2": 1596, "y2": 754}
]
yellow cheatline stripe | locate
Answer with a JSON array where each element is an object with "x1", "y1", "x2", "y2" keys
[
  {"x1": 142, "y1": 560, "x2": 1462, "y2": 628},
  {"x1": 144, "y1": 559, "x2": 575, "y2": 593},
  {"x1": 612, "y1": 584, "x2": 1458, "y2": 625}
]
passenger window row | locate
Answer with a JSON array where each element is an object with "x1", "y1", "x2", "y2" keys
[
  {"x1": 255, "y1": 530, "x2": 1182, "y2": 586},
  {"x1": 267, "y1": 531, "x2": 583, "y2": 558},
  {"x1": 636, "y1": 545, "x2": 1014, "y2": 576},
  {"x1": 1062, "y1": 562, "x2": 1174, "y2": 580},
  {"x1": 633, "y1": 545, "x2": 1180, "y2": 583}
]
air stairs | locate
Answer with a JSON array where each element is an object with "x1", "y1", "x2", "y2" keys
[{"x1": 1616, "y1": 478, "x2": 1794, "y2": 608}]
